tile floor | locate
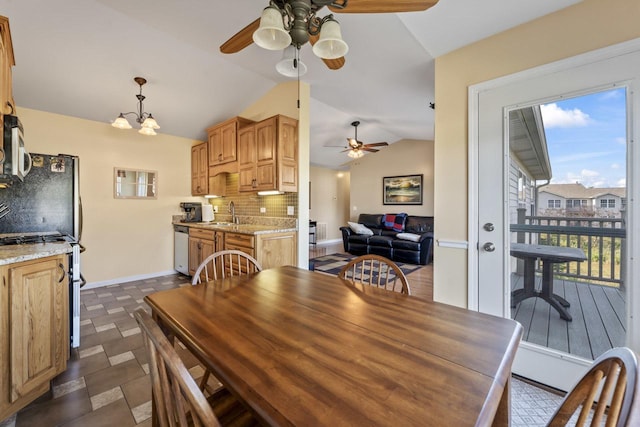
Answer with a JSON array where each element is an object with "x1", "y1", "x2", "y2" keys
[{"x1": 8, "y1": 270, "x2": 566, "y2": 426}]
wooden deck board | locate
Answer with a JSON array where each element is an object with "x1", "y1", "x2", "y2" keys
[{"x1": 510, "y1": 273, "x2": 625, "y2": 361}]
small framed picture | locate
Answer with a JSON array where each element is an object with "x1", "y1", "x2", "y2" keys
[{"x1": 383, "y1": 174, "x2": 423, "y2": 205}]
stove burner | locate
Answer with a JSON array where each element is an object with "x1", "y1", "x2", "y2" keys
[{"x1": 0, "y1": 233, "x2": 77, "y2": 246}]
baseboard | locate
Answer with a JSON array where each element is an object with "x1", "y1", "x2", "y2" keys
[
  {"x1": 314, "y1": 238, "x2": 342, "y2": 245},
  {"x1": 82, "y1": 269, "x2": 180, "y2": 290}
]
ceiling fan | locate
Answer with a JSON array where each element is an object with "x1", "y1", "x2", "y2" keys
[
  {"x1": 342, "y1": 121, "x2": 388, "y2": 158},
  {"x1": 220, "y1": 0, "x2": 439, "y2": 71}
]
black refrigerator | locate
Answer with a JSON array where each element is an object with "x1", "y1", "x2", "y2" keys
[
  {"x1": 0, "y1": 153, "x2": 83, "y2": 348},
  {"x1": 0, "y1": 153, "x2": 80, "y2": 238}
]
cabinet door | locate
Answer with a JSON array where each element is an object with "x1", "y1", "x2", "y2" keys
[
  {"x1": 278, "y1": 116, "x2": 298, "y2": 192},
  {"x1": 208, "y1": 126, "x2": 222, "y2": 166},
  {"x1": 220, "y1": 121, "x2": 237, "y2": 164},
  {"x1": 255, "y1": 117, "x2": 277, "y2": 190},
  {"x1": 188, "y1": 237, "x2": 201, "y2": 275},
  {"x1": 237, "y1": 126, "x2": 257, "y2": 192},
  {"x1": 256, "y1": 232, "x2": 297, "y2": 269},
  {"x1": 191, "y1": 143, "x2": 208, "y2": 196},
  {"x1": 9, "y1": 256, "x2": 68, "y2": 403}
]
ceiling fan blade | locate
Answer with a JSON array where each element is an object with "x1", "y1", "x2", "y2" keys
[
  {"x1": 329, "y1": 0, "x2": 439, "y2": 13},
  {"x1": 309, "y1": 34, "x2": 345, "y2": 70},
  {"x1": 220, "y1": 18, "x2": 260, "y2": 54},
  {"x1": 363, "y1": 147, "x2": 380, "y2": 152},
  {"x1": 340, "y1": 148, "x2": 353, "y2": 153},
  {"x1": 363, "y1": 142, "x2": 389, "y2": 147}
]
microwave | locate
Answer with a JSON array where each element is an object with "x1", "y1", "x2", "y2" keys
[{"x1": 2, "y1": 114, "x2": 31, "y2": 182}]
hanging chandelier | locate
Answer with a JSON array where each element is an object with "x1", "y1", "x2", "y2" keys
[
  {"x1": 111, "y1": 77, "x2": 160, "y2": 136},
  {"x1": 253, "y1": 0, "x2": 349, "y2": 60}
]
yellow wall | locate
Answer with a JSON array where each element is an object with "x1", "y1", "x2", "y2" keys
[
  {"x1": 240, "y1": 81, "x2": 311, "y2": 267},
  {"x1": 309, "y1": 167, "x2": 350, "y2": 242},
  {"x1": 434, "y1": 0, "x2": 640, "y2": 306},
  {"x1": 18, "y1": 107, "x2": 200, "y2": 286},
  {"x1": 349, "y1": 139, "x2": 434, "y2": 218}
]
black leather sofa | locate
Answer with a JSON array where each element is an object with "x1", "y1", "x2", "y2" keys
[{"x1": 339, "y1": 214, "x2": 434, "y2": 265}]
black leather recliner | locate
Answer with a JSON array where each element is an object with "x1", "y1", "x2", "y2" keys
[{"x1": 339, "y1": 213, "x2": 434, "y2": 265}]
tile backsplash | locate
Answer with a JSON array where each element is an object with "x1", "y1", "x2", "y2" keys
[{"x1": 206, "y1": 173, "x2": 299, "y2": 219}]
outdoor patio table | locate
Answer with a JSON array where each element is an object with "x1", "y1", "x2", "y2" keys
[{"x1": 510, "y1": 243, "x2": 587, "y2": 321}]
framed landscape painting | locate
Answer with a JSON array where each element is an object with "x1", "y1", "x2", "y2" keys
[{"x1": 383, "y1": 174, "x2": 423, "y2": 205}]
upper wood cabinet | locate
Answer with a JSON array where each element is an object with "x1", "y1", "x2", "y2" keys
[
  {"x1": 238, "y1": 115, "x2": 298, "y2": 193},
  {"x1": 0, "y1": 255, "x2": 69, "y2": 421},
  {"x1": 191, "y1": 142, "x2": 208, "y2": 196},
  {"x1": 207, "y1": 117, "x2": 254, "y2": 173},
  {"x1": 0, "y1": 16, "x2": 16, "y2": 128}
]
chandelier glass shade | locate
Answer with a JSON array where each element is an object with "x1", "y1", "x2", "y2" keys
[
  {"x1": 111, "y1": 77, "x2": 160, "y2": 136},
  {"x1": 253, "y1": 1, "x2": 348, "y2": 60}
]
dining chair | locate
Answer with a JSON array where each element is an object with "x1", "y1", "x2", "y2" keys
[
  {"x1": 192, "y1": 249, "x2": 262, "y2": 285},
  {"x1": 134, "y1": 308, "x2": 257, "y2": 427},
  {"x1": 338, "y1": 254, "x2": 411, "y2": 295},
  {"x1": 547, "y1": 346, "x2": 639, "y2": 427}
]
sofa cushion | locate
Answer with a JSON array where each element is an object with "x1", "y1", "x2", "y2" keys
[
  {"x1": 348, "y1": 234, "x2": 371, "y2": 244},
  {"x1": 382, "y1": 213, "x2": 407, "y2": 232},
  {"x1": 347, "y1": 221, "x2": 373, "y2": 235},
  {"x1": 369, "y1": 235, "x2": 394, "y2": 248},
  {"x1": 393, "y1": 239, "x2": 421, "y2": 251},
  {"x1": 358, "y1": 214, "x2": 383, "y2": 229},
  {"x1": 405, "y1": 216, "x2": 434, "y2": 233},
  {"x1": 396, "y1": 232, "x2": 421, "y2": 242}
]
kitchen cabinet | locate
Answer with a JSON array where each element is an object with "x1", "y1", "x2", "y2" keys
[
  {"x1": 0, "y1": 16, "x2": 16, "y2": 127},
  {"x1": 225, "y1": 231, "x2": 298, "y2": 269},
  {"x1": 188, "y1": 228, "x2": 223, "y2": 277},
  {"x1": 191, "y1": 142, "x2": 208, "y2": 196},
  {"x1": 0, "y1": 254, "x2": 69, "y2": 421},
  {"x1": 237, "y1": 115, "x2": 298, "y2": 193},
  {"x1": 207, "y1": 117, "x2": 254, "y2": 174}
]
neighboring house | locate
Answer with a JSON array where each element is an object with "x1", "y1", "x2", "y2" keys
[
  {"x1": 508, "y1": 106, "x2": 552, "y2": 226},
  {"x1": 538, "y1": 183, "x2": 627, "y2": 218}
]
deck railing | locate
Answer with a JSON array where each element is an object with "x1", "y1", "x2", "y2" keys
[{"x1": 511, "y1": 209, "x2": 626, "y2": 287}]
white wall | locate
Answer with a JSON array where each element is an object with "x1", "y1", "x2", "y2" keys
[
  {"x1": 309, "y1": 167, "x2": 350, "y2": 242},
  {"x1": 349, "y1": 139, "x2": 434, "y2": 219}
]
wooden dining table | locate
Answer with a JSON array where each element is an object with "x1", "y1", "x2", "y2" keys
[{"x1": 144, "y1": 266, "x2": 523, "y2": 427}]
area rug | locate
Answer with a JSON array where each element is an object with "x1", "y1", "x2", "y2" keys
[{"x1": 309, "y1": 253, "x2": 421, "y2": 278}]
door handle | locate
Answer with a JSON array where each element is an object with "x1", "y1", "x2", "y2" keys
[
  {"x1": 483, "y1": 242, "x2": 496, "y2": 252},
  {"x1": 483, "y1": 223, "x2": 495, "y2": 232}
]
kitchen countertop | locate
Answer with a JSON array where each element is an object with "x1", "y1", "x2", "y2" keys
[
  {"x1": 0, "y1": 242, "x2": 73, "y2": 265},
  {"x1": 174, "y1": 221, "x2": 298, "y2": 235}
]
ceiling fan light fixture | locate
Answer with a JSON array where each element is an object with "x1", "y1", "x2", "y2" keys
[
  {"x1": 141, "y1": 114, "x2": 160, "y2": 130},
  {"x1": 347, "y1": 149, "x2": 364, "y2": 159},
  {"x1": 253, "y1": 5, "x2": 292, "y2": 50},
  {"x1": 276, "y1": 45, "x2": 307, "y2": 77},
  {"x1": 312, "y1": 17, "x2": 348, "y2": 60}
]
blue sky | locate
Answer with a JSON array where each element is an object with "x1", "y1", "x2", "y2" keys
[{"x1": 540, "y1": 87, "x2": 627, "y2": 188}]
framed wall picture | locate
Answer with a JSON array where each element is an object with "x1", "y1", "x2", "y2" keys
[{"x1": 383, "y1": 174, "x2": 423, "y2": 205}]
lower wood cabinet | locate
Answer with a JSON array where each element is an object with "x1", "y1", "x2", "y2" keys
[
  {"x1": 0, "y1": 254, "x2": 69, "y2": 420},
  {"x1": 225, "y1": 231, "x2": 297, "y2": 269},
  {"x1": 188, "y1": 228, "x2": 224, "y2": 276}
]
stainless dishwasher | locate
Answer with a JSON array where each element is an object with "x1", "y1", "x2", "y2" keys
[{"x1": 174, "y1": 224, "x2": 189, "y2": 275}]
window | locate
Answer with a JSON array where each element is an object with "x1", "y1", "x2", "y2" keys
[
  {"x1": 622, "y1": 198, "x2": 627, "y2": 209},
  {"x1": 548, "y1": 199, "x2": 561, "y2": 208},
  {"x1": 567, "y1": 199, "x2": 587, "y2": 208},
  {"x1": 600, "y1": 199, "x2": 616, "y2": 208}
]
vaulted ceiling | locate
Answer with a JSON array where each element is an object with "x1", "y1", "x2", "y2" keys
[{"x1": 2, "y1": 0, "x2": 581, "y2": 169}]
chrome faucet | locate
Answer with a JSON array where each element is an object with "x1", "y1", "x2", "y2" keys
[{"x1": 228, "y1": 201, "x2": 237, "y2": 224}]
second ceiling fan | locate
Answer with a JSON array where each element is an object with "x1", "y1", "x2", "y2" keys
[
  {"x1": 219, "y1": 0, "x2": 439, "y2": 70},
  {"x1": 342, "y1": 121, "x2": 388, "y2": 158}
]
